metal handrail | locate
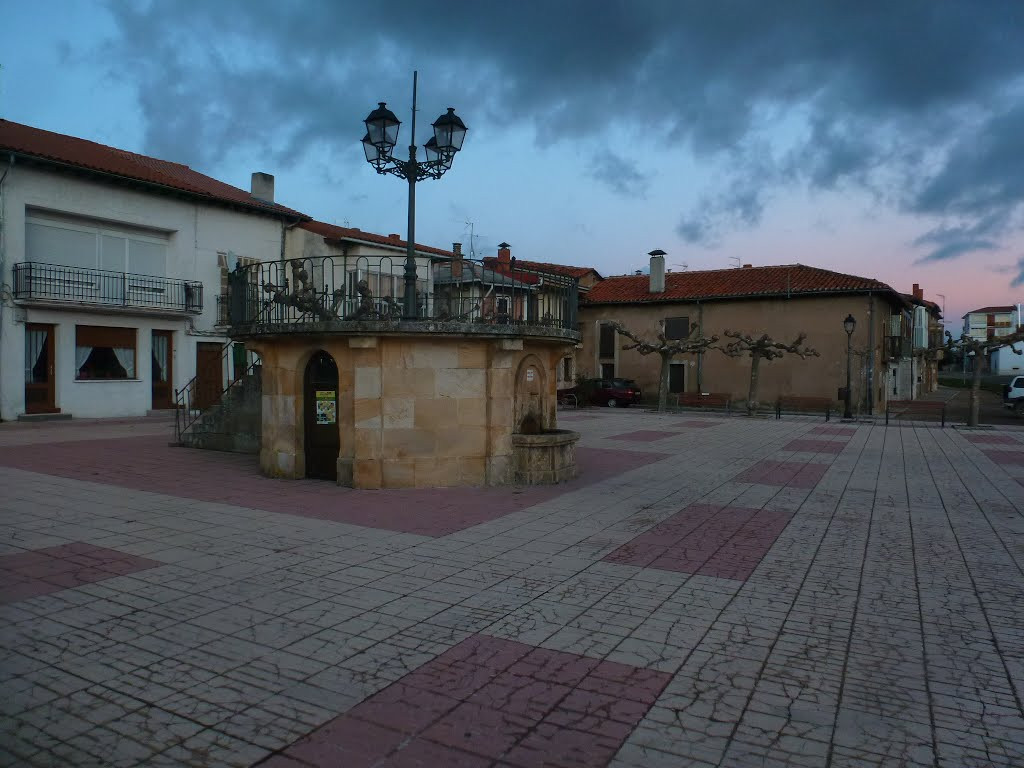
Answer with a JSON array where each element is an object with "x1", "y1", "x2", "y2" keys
[
  {"x1": 173, "y1": 344, "x2": 261, "y2": 443},
  {"x1": 173, "y1": 297, "x2": 275, "y2": 443},
  {"x1": 223, "y1": 254, "x2": 579, "y2": 334},
  {"x1": 13, "y1": 262, "x2": 203, "y2": 313}
]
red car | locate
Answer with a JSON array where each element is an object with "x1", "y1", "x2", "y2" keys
[{"x1": 560, "y1": 378, "x2": 642, "y2": 408}]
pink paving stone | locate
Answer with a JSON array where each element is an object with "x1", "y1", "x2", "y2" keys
[
  {"x1": 983, "y1": 450, "x2": 1024, "y2": 465},
  {"x1": 606, "y1": 430, "x2": 678, "y2": 442},
  {"x1": 603, "y1": 503, "x2": 794, "y2": 581},
  {"x1": 263, "y1": 634, "x2": 670, "y2": 768},
  {"x1": 0, "y1": 437, "x2": 667, "y2": 537},
  {"x1": 782, "y1": 438, "x2": 847, "y2": 454},
  {"x1": 0, "y1": 542, "x2": 162, "y2": 605},
  {"x1": 964, "y1": 434, "x2": 1021, "y2": 445},
  {"x1": 808, "y1": 425, "x2": 857, "y2": 437},
  {"x1": 735, "y1": 459, "x2": 829, "y2": 489}
]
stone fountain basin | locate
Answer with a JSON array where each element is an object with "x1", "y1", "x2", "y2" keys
[{"x1": 511, "y1": 429, "x2": 580, "y2": 484}]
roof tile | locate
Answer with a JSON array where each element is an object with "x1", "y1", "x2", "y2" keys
[
  {"x1": 299, "y1": 220, "x2": 453, "y2": 258},
  {"x1": 482, "y1": 257, "x2": 600, "y2": 280},
  {"x1": 584, "y1": 264, "x2": 894, "y2": 304},
  {"x1": 0, "y1": 119, "x2": 308, "y2": 220}
]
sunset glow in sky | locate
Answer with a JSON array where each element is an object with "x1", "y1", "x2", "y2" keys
[{"x1": 3, "y1": 1, "x2": 1023, "y2": 329}]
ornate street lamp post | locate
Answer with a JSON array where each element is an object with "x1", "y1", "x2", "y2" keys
[
  {"x1": 843, "y1": 314, "x2": 857, "y2": 419},
  {"x1": 363, "y1": 72, "x2": 467, "y2": 319}
]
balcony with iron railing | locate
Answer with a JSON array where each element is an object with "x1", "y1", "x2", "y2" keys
[
  {"x1": 222, "y1": 254, "x2": 580, "y2": 342},
  {"x1": 884, "y1": 335, "x2": 912, "y2": 361},
  {"x1": 14, "y1": 262, "x2": 203, "y2": 315}
]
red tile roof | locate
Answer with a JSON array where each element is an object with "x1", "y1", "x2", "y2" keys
[
  {"x1": 482, "y1": 257, "x2": 601, "y2": 280},
  {"x1": 584, "y1": 264, "x2": 896, "y2": 304},
  {"x1": 963, "y1": 305, "x2": 1016, "y2": 316},
  {"x1": 300, "y1": 220, "x2": 454, "y2": 258},
  {"x1": 0, "y1": 119, "x2": 308, "y2": 220}
]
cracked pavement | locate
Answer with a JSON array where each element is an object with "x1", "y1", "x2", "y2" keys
[{"x1": 1, "y1": 411, "x2": 1023, "y2": 766}]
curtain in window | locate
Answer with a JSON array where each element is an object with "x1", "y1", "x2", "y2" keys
[
  {"x1": 112, "y1": 348, "x2": 135, "y2": 378},
  {"x1": 75, "y1": 345, "x2": 93, "y2": 375},
  {"x1": 152, "y1": 335, "x2": 168, "y2": 382},
  {"x1": 25, "y1": 329, "x2": 47, "y2": 383}
]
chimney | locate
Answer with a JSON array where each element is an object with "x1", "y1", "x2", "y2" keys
[
  {"x1": 648, "y1": 249, "x2": 666, "y2": 293},
  {"x1": 497, "y1": 242, "x2": 511, "y2": 267},
  {"x1": 452, "y1": 242, "x2": 463, "y2": 278},
  {"x1": 912, "y1": 283, "x2": 923, "y2": 301},
  {"x1": 250, "y1": 172, "x2": 275, "y2": 203},
  {"x1": 742, "y1": 263, "x2": 753, "y2": 269}
]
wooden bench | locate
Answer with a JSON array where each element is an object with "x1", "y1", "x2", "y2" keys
[
  {"x1": 776, "y1": 396, "x2": 835, "y2": 421},
  {"x1": 885, "y1": 400, "x2": 946, "y2": 427},
  {"x1": 678, "y1": 392, "x2": 732, "y2": 413}
]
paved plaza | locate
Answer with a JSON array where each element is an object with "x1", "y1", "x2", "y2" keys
[{"x1": 1, "y1": 410, "x2": 1023, "y2": 767}]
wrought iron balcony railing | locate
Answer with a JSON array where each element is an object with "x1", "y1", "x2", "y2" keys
[
  {"x1": 14, "y1": 262, "x2": 203, "y2": 314},
  {"x1": 884, "y1": 335, "x2": 911, "y2": 361},
  {"x1": 224, "y1": 254, "x2": 579, "y2": 335}
]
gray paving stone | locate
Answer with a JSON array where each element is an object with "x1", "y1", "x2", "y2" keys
[{"x1": 4, "y1": 414, "x2": 1024, "y2": 766}]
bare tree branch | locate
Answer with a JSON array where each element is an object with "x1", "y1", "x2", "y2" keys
[
  {"x1": 721, "y1": 330, "x2": 819, "y2": 415},
  {"x1": 947, "y1": 329, "x2": 1024, "y2": 426},
  {"x1": 609, "y1": 320, "x2": 720, "y2": 411}
]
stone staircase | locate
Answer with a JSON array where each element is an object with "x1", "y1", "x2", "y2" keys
[{"x1": 178, "y1": 368, "x2": 262, "y2": 454}]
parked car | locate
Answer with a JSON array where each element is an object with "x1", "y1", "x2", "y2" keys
[
  {"x1": 1003, "y1": 376, "x2": 1024, "y2": 415},
  {"x1": 560, "y1": 378, "x2": 642, "y2": 408}
]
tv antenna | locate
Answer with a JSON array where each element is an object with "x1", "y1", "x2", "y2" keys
[
  {"x1": 728, "y1": 256, "x2": 741, "y2": 268},
  {"x1": 463, "y1": 219, "x2": 485, "y2": 258},
  {"x1": 672, "y1": 262, "x2": 688, "y2": 272}
]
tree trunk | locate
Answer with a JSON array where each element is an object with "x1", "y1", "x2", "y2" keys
[
  {"x1": 658, "y1": 353, "x2": 671, "y2": 412},
  {"x1": 968, "y1": 354, "x2": 983, "y2": 427},
  {"x1": 747, "y1": 354, "x2": 762, "y2": 416}
]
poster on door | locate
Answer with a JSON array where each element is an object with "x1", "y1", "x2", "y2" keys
[{"x1": 315, "y1": 390, "x2": 336, "y2": 424}]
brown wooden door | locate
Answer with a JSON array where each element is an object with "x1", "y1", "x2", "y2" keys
[
  {"x1": 25, "y1": 324, "x2": 58, "y2": 414},
  {"x1": 304, "y1": 351, "x2": 340, "y2": 481},
  {"x1": 195, "y1": 342, "x2": 223, "y2": 410},
  {"x1": 151, "y1": 331, "x2": 174, "y2": 409}
]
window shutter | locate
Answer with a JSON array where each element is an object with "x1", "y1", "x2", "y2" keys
[
  {"x1": 76, "y1": 325, "x2": 136, "y2": 348},
  {"x1": 665, "y1": 316, "x2": 690, "y2": 339}
]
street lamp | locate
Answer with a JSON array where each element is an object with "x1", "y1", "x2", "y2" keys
[
  {"x1": 363, "y1": 72, "x2": 468, "y2": 319},
  {"x1": 843, "y1": 313, "x2": 856, "y2": 419}
]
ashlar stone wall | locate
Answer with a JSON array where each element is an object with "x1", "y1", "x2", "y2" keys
[{"x1": 248, "y1": 333, "x2": 567, "y2": 489}]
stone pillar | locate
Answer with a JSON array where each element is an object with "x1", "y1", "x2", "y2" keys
[
  {"x1": 253, "y1": 342, "x2": 303, "y2": 479},
  {"x1": 486, "y1": 338, "x2": 521, "y2": 485}
]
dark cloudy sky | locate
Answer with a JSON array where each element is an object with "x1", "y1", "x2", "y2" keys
[{"x1": 4, "y1": 1, "x2": 1024, "y2": 325}]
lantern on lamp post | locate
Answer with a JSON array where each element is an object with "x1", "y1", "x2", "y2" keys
[{"x1": 362, "y1": 73, "x2": 467, "y2": 319}]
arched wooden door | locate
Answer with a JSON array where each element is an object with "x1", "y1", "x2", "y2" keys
[{"x1": 304, "y1": 351, "x2": 340, "y2": 481}]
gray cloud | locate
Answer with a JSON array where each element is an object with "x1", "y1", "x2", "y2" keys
[
  {"x1": 96, "y1": 1, "x2": 1024, "y2": 259},
  {"x1": 588, "y1": 151, "x2": 646, "y2": 197}
]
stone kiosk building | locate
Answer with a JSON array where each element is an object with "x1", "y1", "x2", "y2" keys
[{"x1": 224, "y1": 249, "x2": 580, "y2": 489}]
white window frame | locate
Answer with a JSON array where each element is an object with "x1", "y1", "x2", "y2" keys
[{"x1": 26, "y1": 211, "x2": 169, "y2": 277}]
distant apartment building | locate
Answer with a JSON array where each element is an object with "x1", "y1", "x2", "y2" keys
[
  {"x1": 960, "y1": 305, "x2": 1022, "y2": 374},
  {"x1": 962, "y1": 305, "x2": 1019, "y2": 342}
]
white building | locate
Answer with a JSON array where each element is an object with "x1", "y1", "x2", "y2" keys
[
  {"x1": 962, "y1": 305, "x2": 1019, "y2": 342},
  {"x1": 0, "y1": 119, "x2": 308, "y2": 420},
  {"x1": 990, "y1": 343, "x2": 1024, "y2": 375},
  {"x1": 283, "y1": 219, "x2": 454, "y2": 318}
]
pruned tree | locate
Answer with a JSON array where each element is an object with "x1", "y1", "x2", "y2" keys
[
  {"x1": 947, "y1": 330, "x2": 1024, "y2": 426},
  {"x1": 723, "y1": 330, "x2": 820, "y2": 415},
  {"x1": 610, "y1": 320, "x2": 719, "y2": 411}
]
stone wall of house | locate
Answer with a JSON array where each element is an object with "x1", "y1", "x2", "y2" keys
[
  {"x1": 248, "y1": 332, "x2": 568, "y2": 488},
  {"x1": 578, "y1": 293, "x2": 897, "y2": 413}
]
